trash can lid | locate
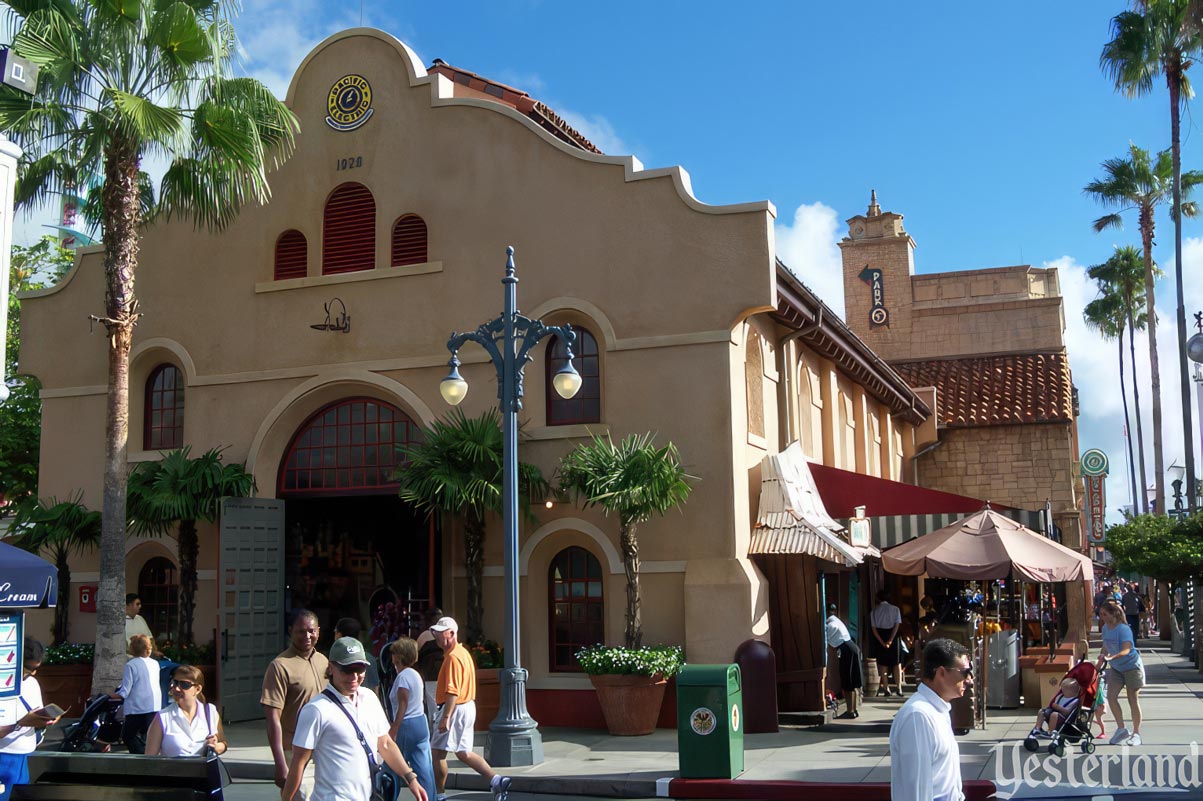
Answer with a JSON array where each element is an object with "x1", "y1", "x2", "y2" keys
[{"x1": 677, "y1": 663, "x2": 741, "y2": 689}]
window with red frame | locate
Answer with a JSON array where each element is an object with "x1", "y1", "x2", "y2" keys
[
  {"x1": 138, "y1": 556, "x2": 178, "y2": 643},
  {"x1": 391, "y1": 214, "x2": 428, "y2": 266},
  {"x1": 323, "y1": 182, "x2": 376, "y2": 275},
  {"x1": 274, "y1": 229, "x2": 307, "y2": 280},
  {"x1": 549, "y1": 546, "x2": 604, "y2": 671},
  {"x1": 278, "y1": 398, "x2": 422, "y2": 496},
  {"x1": 546, "y1": 328, "x2": 600, "y2": 425},
  {"x1": 144, "y1": 364, "x2": 185, "y2": 450}
]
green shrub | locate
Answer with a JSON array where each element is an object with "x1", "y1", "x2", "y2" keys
[
  {"x1": 162, "y1": 640, "x2": 216, "y2": 665},
  {"x1": 575, "y1": 644, "x2": 684, "y2": 677},
  {"x1": 43, "y1": 642, "x2": 94, "y2": 665}
]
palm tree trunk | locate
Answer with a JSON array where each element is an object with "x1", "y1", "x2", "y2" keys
[
  {"x1": 1168, "y1": 59, "x2": 1195, "y2": 512},
  {"x1": 464, "y1": 513, "x2": 485, "y2": 644},
  {"x1": 1128, "y1": 306, "x2": 1150, "y2": 514},
  {"x1": 94, "y1": 138, "x2": 142, "y2": 692},
  {"x1": 178, "y1": 519, "x2": 199, "y2": 645},
  {"x1": 54, "y1": 548, "x2": 71, "y2": 646},
  {"x1": 1140, "y1": 204, "x2": 1165, "y2": 515},
  {"x1": 620, "y1": 522, "x2": 642, "y2": 648},
  {"x1": 1119, "y1": 331, "x2": 1140, "y2": 514}
]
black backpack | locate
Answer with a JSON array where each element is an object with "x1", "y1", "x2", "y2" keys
[{"x1": 415, "y1": 638, "x2": 444, "y2": 682}]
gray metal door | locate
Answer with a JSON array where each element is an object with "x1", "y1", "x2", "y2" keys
[{"x1": 219, "y1": 497, "x2": 285, "y2": 722}]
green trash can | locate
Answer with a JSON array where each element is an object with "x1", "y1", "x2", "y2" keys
[{"x1": 676, "y1": 663, "x2": 744, "y2": 779}]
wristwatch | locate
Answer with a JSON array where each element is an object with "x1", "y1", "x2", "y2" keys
[{"x1": 404, "y1": 772, "x2": 418, "y2": 784}]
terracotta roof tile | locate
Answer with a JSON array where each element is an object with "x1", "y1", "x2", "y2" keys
[{"x1": 891, "y1": 353, "x2": 1074, "y2": 428}]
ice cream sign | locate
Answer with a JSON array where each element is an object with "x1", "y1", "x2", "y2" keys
[{"x1": 0, "y1": 583, "x2": 40, "y2": 605}]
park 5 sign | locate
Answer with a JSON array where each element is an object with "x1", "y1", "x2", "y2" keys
[{"x1": 858, "y1": 265, "x2": 889, "y2": 328}]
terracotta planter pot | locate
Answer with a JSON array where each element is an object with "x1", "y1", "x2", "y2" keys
[
  {"x1": 474, "y1": 668, "x2": 500, "y2": 731},
  {"x1": 37, "y1": 664, "x2": 94, "y2": 715},
  {"x1": 588, "y1": 673, "x2": 668, "y2": 736}
]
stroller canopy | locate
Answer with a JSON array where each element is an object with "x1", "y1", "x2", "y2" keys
[{"x1": 0, "y1": 541, "x2": 58, "y2": 608}]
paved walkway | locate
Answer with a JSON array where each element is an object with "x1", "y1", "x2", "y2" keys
[{"x1": 220, "y1": 641, "x2": 1203, "y2": 800}]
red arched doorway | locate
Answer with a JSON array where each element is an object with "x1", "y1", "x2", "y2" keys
[{"x1": 277, "y1": 397, "x2": 437, "y2": 651}]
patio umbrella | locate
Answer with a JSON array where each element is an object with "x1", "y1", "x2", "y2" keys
[
  {"x1": 0, "y1": 541, "x2": 58, "y2": 608},
  {"x1": 881, "y1": 507, "x2": 1093, "y2": 583}
]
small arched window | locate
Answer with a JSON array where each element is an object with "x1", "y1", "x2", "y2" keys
[
  {"x1": 549, "y1": 546, "x2": 603, "y2": 671},
  {"x1": 745, "y1": 331, "x2": 765, "y2": 438},
  {"x1": 391, "y1": 214, "x2": 428, "y2": 266},
  {"x1": 323, "y1": 182, "x2": 376, "y2": 275},
  {"x1": 138, "y1": 556, "x2": 178, "y2": 644},
  {"x1": 546, "y1": 327, "x2": 600, "y2": 425},
  {"x1": 144, "y1": 364, "x2": 185, "y2": 450},
  {"x1": 274, "y1": 229, "x2": 308, "y2": 280}
]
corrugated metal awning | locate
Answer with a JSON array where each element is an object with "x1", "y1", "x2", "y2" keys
[{"x1": 750, "y1": 443, "x2": 864, "y2": 567}]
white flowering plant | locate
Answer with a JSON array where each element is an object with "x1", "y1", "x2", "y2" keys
[{"x1": 575, "y1": 644, "x2": 685, "y2": 677}]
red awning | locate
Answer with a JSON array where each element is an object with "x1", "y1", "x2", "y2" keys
[{"x1": 807, "y1": 462, "x2": 1009, "y2": 519}]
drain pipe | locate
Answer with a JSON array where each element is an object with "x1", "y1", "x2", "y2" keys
[{"x1": 911, "y1": 438, "x2": 943, "y2": 485}]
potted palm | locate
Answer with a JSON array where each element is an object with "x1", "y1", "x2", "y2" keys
[
  {"x1": 577, "y1": 644, "x2": 684, "y2": 735},
  {"x1": 396, "y1": 408, "x2": 547, "y2": 645},
  {"x1": 127, "y1": 447, "x2": 255, "y2": 645}
]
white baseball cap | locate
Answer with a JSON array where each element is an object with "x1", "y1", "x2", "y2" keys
[{"x1": 429, "y1": 616, "x2": 458, "y2": 633}]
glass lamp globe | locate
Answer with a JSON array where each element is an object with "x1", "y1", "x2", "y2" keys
[
  {"x1": 439, "y1": 363, "x2": 468, "y2": 406},
  {"x1": 1189, "y1": 332, "x2": 1203, "y2": 364},
  {"x1": 552, "y1": 364, "x2": 583, "y2": 399}
]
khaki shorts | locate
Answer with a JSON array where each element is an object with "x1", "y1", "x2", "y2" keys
[
  {"x1": 431, "y1": 699, "x2": 476, "y2": 755},
  {"x1": 1106, "y1": 664, "x2": 1146, "y2": 699}
]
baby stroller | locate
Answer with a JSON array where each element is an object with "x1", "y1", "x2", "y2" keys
[
  {"x1": 1023, "y1": 660, "x2": 1099, "y2": 757},
  {"x1": 59, "y1": 693, "x2": 123, "y2": 752}
]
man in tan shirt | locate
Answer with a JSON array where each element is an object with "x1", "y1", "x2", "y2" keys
[{"x1": 261, "y1": 610, "x2": 328, "y2": 797}]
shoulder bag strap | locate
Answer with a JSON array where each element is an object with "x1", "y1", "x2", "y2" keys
[
  {"x1": 203, "y1": 703, "x2": 213, "y2": 736},
  {"x1": 322, "y1": 688, "x2": 379, "y2": 776}
]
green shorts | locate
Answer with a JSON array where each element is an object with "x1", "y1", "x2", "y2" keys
[{"x1": 1106, "y1": 664, "x2": 1146, "y2": 698}]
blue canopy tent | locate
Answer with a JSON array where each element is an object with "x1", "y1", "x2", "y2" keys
[{"x1": 0, "y1": 541, "x2": 57, "y2": 608}]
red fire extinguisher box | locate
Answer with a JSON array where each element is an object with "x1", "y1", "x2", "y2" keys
[{"x1": 78, "y1": 584, "x2": 97, "y2": 613}]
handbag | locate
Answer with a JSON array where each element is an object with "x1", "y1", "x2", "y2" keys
[
  {"x1": 201, "y1": 704, "x2": 233, "y2": 788},
  {"x1": 323, "y1": 689, "x2": 398, "y2": 801}
]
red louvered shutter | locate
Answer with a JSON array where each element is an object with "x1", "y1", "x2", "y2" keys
[
  {"x1": 323, "y1": 183, "x2": 376, "y2": 274},
  {"x1": 274, "y1": 229, "x2": 308, "y2": 280},
  {"x1": 391, "y1": 214, "x2": 428, "y2": 266}
]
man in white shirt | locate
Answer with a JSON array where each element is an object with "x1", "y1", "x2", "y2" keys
[
  {"x1": 124, "y1": 594, "x2": 161, "y2": 657},
  {"x1": 889, "y1": 638, "x2": 972, "y2": 801},
  {"x1": 283, "y1": 637, "x2": 426, "y2": 801},
  {"x1": 825, "y1": 605, "x2": 862, "y2": 719}
]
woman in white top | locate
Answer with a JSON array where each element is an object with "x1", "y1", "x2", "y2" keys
[
  {"x1": 145, "y1": 665, "x2": 227, "y2": 757},
  {"x1": 111, "y1": 634, "x2": 162, "y2": 753},
  {"x1": 384, "y1": 639, "x2": 436, "y2": 801},
  {"x1": 870, "y1": 590, "x2": 904, "y2": 697}
]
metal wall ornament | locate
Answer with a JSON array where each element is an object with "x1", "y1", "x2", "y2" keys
[
  {"x1": 325, "y1": 74, "x2": 374, "y2": 132},
  {"x1": 310, "y1": 298, "x2": 351, "y2": 333}
]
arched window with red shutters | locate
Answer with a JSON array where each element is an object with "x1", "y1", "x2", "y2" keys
[
  {"x1": 391, "y1": 214, "x2": 428, "y2": 266},
  {"x1": 144, "y1": 364, "x2": 185, "y2": 450},
  {"x1": 548, "y1": 546, "x2": 604, "y2": 671},
  {"x1": 323, "y1": 182, "x2": 376, "y2": 275},
  {"x1": 546, "y1": 328, "x2": 601, "y2": 425},
  {"x1": 274, "y1": 229, "x2": 308, "y2": 280}
]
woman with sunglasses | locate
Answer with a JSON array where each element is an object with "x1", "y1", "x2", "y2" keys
[{"x1": 144, "y1": 665, "x2": 227, "y2": 757}]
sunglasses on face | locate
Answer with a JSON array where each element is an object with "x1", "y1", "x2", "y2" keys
[
  {"x1": 170, "y1": 679, "x2": 197, "y2": 690},
  {"x1": 946, "y1": 665, "x2": 973, "y2": 679},
  {"x1": 335, "y1": 664, "x2": 367, "y2": 675}
]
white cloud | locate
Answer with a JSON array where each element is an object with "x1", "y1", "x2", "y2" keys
[
  {"x1": 774, "y1": 202, "x2": 844, "y2": 312},
  {"x1": 1062, "y1": 236, "x2": 1203, "y2": 521},
  {"x1": 554, "y1": 108, "x2": 628, "y2": 156}
]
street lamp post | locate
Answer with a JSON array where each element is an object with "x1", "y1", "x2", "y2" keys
[{"x1": 438, "y1": 246, "x2": 581, "y2": 767}]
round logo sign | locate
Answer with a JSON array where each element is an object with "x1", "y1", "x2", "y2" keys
[
  {"x1": 731, "y1": 703, "x2": 740, "y2": 732},
  {"x1": 1080, "y1": 449, "x2": 1109, "y2": 477},
  {"x1": 326, "y1": 74, "x2": 374, "y2": 132},
  {"x1": 870, "y1": 307, "x2": 889, "y2": 326},
  {"x1": 690, "y1": 707, "x2": 717, "y2": 736}
]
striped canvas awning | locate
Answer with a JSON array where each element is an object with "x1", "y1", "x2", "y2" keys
[
  {"x1": 847, "y1": 509, "x2": 1046, "y2": 550},
  {"x1": 750, "y1": 443, "x2": 865, "y2": 567}
]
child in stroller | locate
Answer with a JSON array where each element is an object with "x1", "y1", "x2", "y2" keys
[{"x1": 1024, "y1": 660, "x2": 1100, "y2": 756}]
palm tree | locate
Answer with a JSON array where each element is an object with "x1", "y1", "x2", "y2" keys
[
  {"x1": 558, "y1": 433, "x2": 694, "y2": 648},
  {"x1": 127, "y1": 448, "x2": 256, "y2": 645},
  {"x1": 11, "y1": 494, "x2": 101, "y2": 645},
  {"x1": 1085, "y1": 245, "x2": 1154, "y2": 513},
  {"x1": 0, "y1": 1, "x2": 298, "y2": 688},
  {"x1": 1102, "y1": 1, "x2": 1202, "y2": 509},
  {"x1": 396, "y1": 408, "x2": 547, "y2": 644},
  {"x1": 1084, "y1": 144, "x2": 1202, "y2": 513}
]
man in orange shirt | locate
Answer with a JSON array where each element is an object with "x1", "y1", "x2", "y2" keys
[{"x1": 429, "y1": 617, "x2": 510, "y2": 801}]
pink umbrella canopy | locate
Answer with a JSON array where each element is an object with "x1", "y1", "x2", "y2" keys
[{"x1": 881, "y1": 507, "x2": 1093, "y2": 583}]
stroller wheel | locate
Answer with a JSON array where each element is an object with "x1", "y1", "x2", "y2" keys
[
  {"x1": 1049, "y1": 741, "x2": 1066, "y2": 758},
  {"x1": 1081, "y1": 740, "x2": 1096, "y2": 754},
  {"x1": 1023, "y1": 737, "x2": 1039, "y2": 752}
]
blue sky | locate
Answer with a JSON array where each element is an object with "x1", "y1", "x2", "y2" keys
[{"x1": 12, "y1": 1, "x2": 1203, "y2": 518}]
